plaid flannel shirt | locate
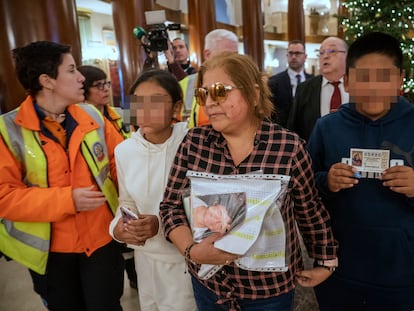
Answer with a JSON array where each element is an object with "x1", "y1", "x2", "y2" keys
[{"x1": 160, "y1": 120, "x2": 337, "y2": 304}]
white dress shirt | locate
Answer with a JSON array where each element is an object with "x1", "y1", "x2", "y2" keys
[
  {"x1": 320, "y1": 76, "x2": 349, "y2": 116},
  {"x1": 288, "y1": 68, "x2": 306, "y2": 96}
]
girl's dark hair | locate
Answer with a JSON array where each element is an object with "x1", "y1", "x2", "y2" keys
[
  {"x1": 129, "y1": 70, "x2": 183, "y2": 104},
  {"x1": 346, "y1": 32, "x2": 403, "y2": 74},
  {"x1": 77, "y1": 65, "x2": 107, "y2": 99},
  {"x1": 12, "y1": 41, "x2": 71, "y2": 96}
]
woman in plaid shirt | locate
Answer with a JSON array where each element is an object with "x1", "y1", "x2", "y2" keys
[{"x1": 160, "y1": 52, "x2": 338, "y2": 311}]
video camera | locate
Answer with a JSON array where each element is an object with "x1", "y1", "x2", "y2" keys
[{"x1": 133, "y1": 10, "x2": 181, "y2": 52}]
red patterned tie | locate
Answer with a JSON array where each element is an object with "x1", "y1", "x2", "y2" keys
[{"x1": 329, "y1": 81, "x2": 341, "y2": 112}]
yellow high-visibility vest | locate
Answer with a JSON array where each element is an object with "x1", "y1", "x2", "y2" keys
[
  {"x1": 180, "y1": 74, "x2": 198, "y2": 128},
  {"x1": 106, "y1": 106, "x2": 131, "y2": 139},
  {"x1": 0, "y1": 104, "x2": 118, "y2": 274}
]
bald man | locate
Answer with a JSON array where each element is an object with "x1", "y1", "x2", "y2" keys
[{"x1": 287, "y1": 37, "x2": 349, "y2": 141}]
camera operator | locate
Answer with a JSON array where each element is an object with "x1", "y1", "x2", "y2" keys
[
  {"x1": 169, "y1": 38, "x2": 196, "y2": 75},
  {"x1": 143, "y1": 38, "x2": 193, "y2": 81},
  {"x1": 135, "y1": 15, "x2": 193, "y2": 81}
]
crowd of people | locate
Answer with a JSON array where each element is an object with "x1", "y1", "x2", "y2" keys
[{"x1": 0, "y1": 28, "x2": 413, "y2": 311}]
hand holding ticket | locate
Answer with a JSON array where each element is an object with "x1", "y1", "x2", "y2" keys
[{"x1": 342, "y1": 148, "x2": 404, "y2": 179}]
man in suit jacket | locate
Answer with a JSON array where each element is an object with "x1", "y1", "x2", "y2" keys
[
  {"x1": 268, "y1": 40, "x2": 313, "y2": 127},
  {"x1": 287, "y1": 37, "x2": 349, "y2": 141}
]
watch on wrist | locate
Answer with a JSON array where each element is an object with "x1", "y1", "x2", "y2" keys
[
  {"x1": 316, "y1": 258, "x2": 338, "y2": 272},
  {"x1": 315, "y1": 263, "x2": 336, "y2": 272}
]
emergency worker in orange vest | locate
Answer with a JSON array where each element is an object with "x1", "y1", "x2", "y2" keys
[
  {"x1": 78, "y1": 65, "x2": 132, "y2": 139},
  {"x1": 0, "y1": 41, "x2": 124, "y2": 311}
]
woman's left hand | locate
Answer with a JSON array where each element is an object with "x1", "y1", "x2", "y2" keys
[
  {"x1": 295, "y1": 267, "x2": 333, "y2": 287},
  {"x1": 190, "y1": 233, "x2": 239, "y2": 265}
]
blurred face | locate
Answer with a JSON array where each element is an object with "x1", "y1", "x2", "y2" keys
[
  {"x1": 172, "y1": 39, "x2": 189, "y2": 64},
  {"x1": 345, "y1": 53, "x2": 403, "y2": 121},
  {"x1": 87, "y1": 79, "x2": 111, "y2": 109},
  {"x1": 48, "y1": 54, "x2": 85, "y2": 105},
  {"x1": 132, "y1": 81, "x2": 177, "y2": 138},
  {"x1": 200, "y1": 67, "x2": 249, "y2": 134},
  {"x1": 287, "y1": 43, "x2": 307, "y2": 72},
  {"x1": 318, "y1": 37, "x2": 347, "y2": 78}
]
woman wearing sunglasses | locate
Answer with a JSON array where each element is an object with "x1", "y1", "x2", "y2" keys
[{"x1": 160, "y1": 52, "x2": 338, "y2": 310}]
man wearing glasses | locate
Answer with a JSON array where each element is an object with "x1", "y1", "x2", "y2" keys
[
  {"x1": 268, "y1": 40, "x2": 313, "y2": 127},
  {"x1": 287, "y1": 37, "x2": 349, "y2": 141}
]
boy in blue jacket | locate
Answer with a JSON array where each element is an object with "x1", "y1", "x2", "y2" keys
[{"x1": 307, "y1": 31, "x2": 414, "y2": 311}]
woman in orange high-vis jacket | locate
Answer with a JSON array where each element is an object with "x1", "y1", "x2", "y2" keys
[
  {"x1": 0, "y1": 41, "x2": 124, "y2": 311},
  {"x1": 78, "y1": 65, "x2": 132, "y2": 140}
]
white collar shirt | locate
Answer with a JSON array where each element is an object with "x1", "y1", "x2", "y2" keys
[
  {"x1": 288, "y1": 68, "x2": 306, "y2": 96},
  {"x1": 320, "y1": 76, "x2": 349, "y2": 116}
]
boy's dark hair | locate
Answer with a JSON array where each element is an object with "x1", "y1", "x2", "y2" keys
[
  {"x1": 78, "y1": 65, "x2": 107, "y2": 100},
  {"x1": 12, "y1": 41, "x2": 71, "y2": 96},
  {"x1": 129, "y1": 70, "x2": 183, "y2": 104},
  {"x1": 346, "y1": 32, "x2": 403, "y2": 74}
]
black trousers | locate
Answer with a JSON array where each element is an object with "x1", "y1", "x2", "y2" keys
[
  {"x1": 30, "y1": 240, "x2": 124, "y2": 311},
  {"x1": 315, "y1": 274, "x2": 414, "y2": 311}
]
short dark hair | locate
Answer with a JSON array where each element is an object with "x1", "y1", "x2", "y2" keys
[
  {"x1": 288, "y1": 40, "x2": 305, "y2": 50},
  {"x1": 346, "y1": 32, "x2": 403, "y2": 74},
  {"x1": 77, "y1": 65, "x2": 107, "y2": 100},
  {"x1": 129, "y1": 70, "x2": 183, "y2": 104},
  {"x1": 12, "y1": 41, "x2": 71, "y2": 96},
  {"x1": 172, "y1": 37, "x2": 189, "y2": 50}
]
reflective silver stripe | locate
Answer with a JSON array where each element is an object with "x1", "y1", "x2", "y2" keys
[
  {"x1": 78, "y1": 105, "x2": 106, "y2": 147},
  {"x1": 77, "y1": 104, "x2": 108, "y2": 188},
  {"x1": 78, "y1": 104, "x2": 104, "y2": 126},
  {"x1": 77, "y1": 104, "x2": 118, "y2": 213},
  {"x1": 184, "y1": 74, "x2": 197, "y2": 112},
  {"x1": 0, "y1": 109, "x2": 46, "y2": 186},
  {"x1": 2, "y1": 220, "x2": 49, "y2": 252},
  {"x1": 0, "y1": 109, "x2": 50, "y2": 254},
  {"x1": 0, "y1": 109, "x2": 23, "y2": 162},
  {"x1": 95, "y1": 163, "x2": 110, "y2": 187}
]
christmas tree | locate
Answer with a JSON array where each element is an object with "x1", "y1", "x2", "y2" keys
[{"x1": 338, "y1": 1, "x2": 414, "y2": 100}]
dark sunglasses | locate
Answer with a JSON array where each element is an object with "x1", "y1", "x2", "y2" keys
[
  {"x1": 91, "y1": 81, "x2": 111, "y2": 90},
  {"x1": 194, "y1": 82, "x2": 241, "y2": 106}
]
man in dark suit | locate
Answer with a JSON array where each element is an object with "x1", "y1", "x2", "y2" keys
[
  {"x1": 268, "y1": 40, "x2": 313, "y2": 127},
  {"x1": 287, "y1": 36, "x2": 349, "y2": 141}
]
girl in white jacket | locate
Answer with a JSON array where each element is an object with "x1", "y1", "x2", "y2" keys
[{"x1": 109, "y1": 70, "x2": 196, "y2": 311}]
